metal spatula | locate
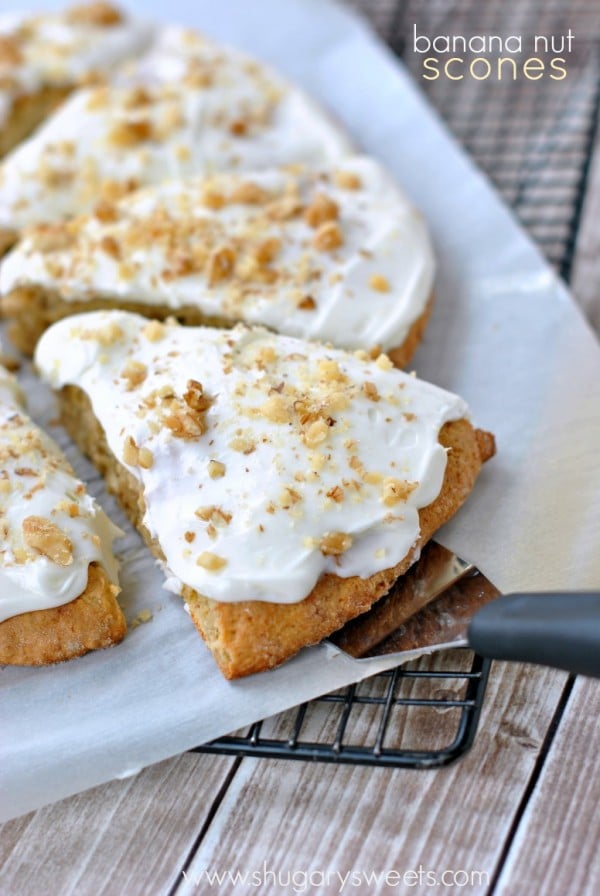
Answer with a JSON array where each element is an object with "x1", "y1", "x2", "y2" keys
[{"x1": 331, "y1": 542, "x2": 600, "y2": 679}]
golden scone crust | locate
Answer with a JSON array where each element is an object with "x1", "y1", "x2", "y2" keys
[
  {"x1": 3, "y1": 284, "x2": 433, "y2": 368},
  {"x1": 0, "y1": 85, "x2": 71, "y2": 162},
  {"x1": 0, "y1": 562, "x2": 126, "y2": 666},
  {"x1": 58, "y1": 384, "x2": 494, "y2": 678}
]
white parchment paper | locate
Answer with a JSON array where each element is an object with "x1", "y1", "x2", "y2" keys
[{"x1": 1, "y1": 0, "x2": 599, "y2": 822}]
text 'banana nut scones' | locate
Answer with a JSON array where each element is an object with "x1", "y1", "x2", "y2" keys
[
  {"x1": 0, "y1": 25, "x2": 352, "y2": 252},
  {"x1": 36, "y1": 310, "x2": 494, "y2": 678},
  {"x1": 1, "y1": 156, "x2": 434, "y2": 361},
  {"x1": 0, "y1": 365, "x2": 124, "y2": 666},
  {"x1": 0, "y1": 2, "x2": 154, "y2": 164}
]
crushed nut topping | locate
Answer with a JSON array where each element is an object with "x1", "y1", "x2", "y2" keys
[
  {"x1": 313, "y1": 220, "x2": 343, "y2": 252},
  {"x1": 120, "y1": 360, "x2": 147, "y2": 390},
  {"x1": 22, "y1": 516, "x2": 73, "y2": 566},
  {"x1": 196, "y1": 551, "x2": 227, "y2": 571},
  {"x1": 66, "y1": 1, "x2": 124, "y2": 26},
  {"x1": 369, "y1": 274, "x2": 391, "y2": 292},
  {"x1": 206, "y1": 245, "x2": 236, "y2": 286},
  {"x1": 334, "y1": 171, "x2": 362, "y2": 190},
  {"x1": 208, "y1": 460, "x2": 226, "y2": 478},
  {"x1": 320, "y1": 531, "x2": 353, "y2": 556},
  {"x1": 382, "y1": 478, "x2": 417, "y2": 506},
  {"x1": 304, "y1": 193, "x2": 339, "y2": 228}
]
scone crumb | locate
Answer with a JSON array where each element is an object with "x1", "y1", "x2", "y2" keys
[{"x1": 22, "y1": 516, "x2": 73, "y2": 566}]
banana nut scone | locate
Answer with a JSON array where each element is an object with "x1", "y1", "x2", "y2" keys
[
  {"x1": 1, "y1": 156, "x2": 434, "y2": 362},
  {"x1": 0, "y1": 2, "x2": 154, "y2": 165},
  {"x1": 0, "y1": 365, "x2": 124, "y2": 666},
  {"x1": 0, "y1": 25, "x2": 352, "y2": 254},
  {"x1": 36, "y1": 310, "x2": 494, "y2": 679}
]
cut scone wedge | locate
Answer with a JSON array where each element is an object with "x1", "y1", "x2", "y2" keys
[
  {"x1": 36, "y1": 311, "x2": 494, "y2": 679},
  {"x1": 0, "y1": 2, "x2": 154, "y2": 159},
  {"x1": 1, "y1": 157, "x2": 433, "y2": 363},
  {"x1": 0, "y1": 365, "x2": 125, "y2": 665},
  {"x1": 0, "y1": 25, "x2": 351, "y2": 254}
]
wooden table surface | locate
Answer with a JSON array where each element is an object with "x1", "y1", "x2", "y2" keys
[{"x1": 2, "y1": 2, "x2": 600, "y2": 893}]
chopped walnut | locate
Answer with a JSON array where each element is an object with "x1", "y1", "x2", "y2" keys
[
  {"x1": 369, "y1": 274, "x2": 391, "y2": 292},
  {"x1": 164, "y1": 411, "x2": 206, "y2": 441},
  {"x1": 208, "y1": 460, "x2": 226, "y2": 478},
  {"x1": 334, "y1": 170, "x2": 362, "y2": 190},
  {"x1": 206, "y1": 245, "x2": 236, "y2": 286},
  {"x1": 142, "y1": 319, "x2": 166, "y2": 342},
  {"x1": 382, "y1": 478, "x2": 417, "y2": 506},
  {"x1": 326, "y1": 485, "x2": 344, "y2": 503},
  {"x1": 122, "y1": 435, "x2": 153, "y2": 468},
  {"x1": 253, "y1": 237, "x2": 282, "y2": 266},
  {"x1": 303, "y1": 419, "x2": 329, "y2": 448},
  {"x1": 230, "y1": 181, "x2": 271, "y2": 205},
  {"x1": 304, "y1": 193, "x2": 339, "y2": 228},
  {"x1": 99, "y1": 235, "x2": 121, "y2": 259},
  {"x1": 320, "y1": 531, "x2": 353, "y2": 556},
  {"x1": 313, "y1": 221, "x2": 343, "y2": 252},
  {"x1": 266, "y1": 195, "x2": 303, "y2": 221},
  {"x1": 229, "y1": 436, "x2": 256, "y2": 454},
  {"x1": 80, "y1": 321, "x2": 124, "y2": 346},
  {"x1": 375, "y1": 353, "x2": 394, "y2": 371},
  {"x1": 363, "y1": 381, "x2": 380, "y2": 402},
  {"x1": 184, "y1": 379, "x2": 211, "y2": 413},
  {"x1": 108, "y1": 119, "x2": 154, "y2": 147},
  {"x1": 196, "y1": 551, "x2": 227, "y2": 572},
  {"x1": 22, "y1": 516, "x2": 73, "y2": 566},
  {"x1": 120, "y1": 361, "x2": 148, "y2": 390},
  {"x1": 297, "y1": 295, "x2": 316, "y2": 311},
  {"x1": 66, "y1": 2, "x2": 124, "y2": 26},
  {"x1": 260, "y1": 396, "x2": 291, "y2": 424},
  {"x1": 0, "y1": 37, "x2": 23, "y2": 66},
  {"x1": 29, "y1": 222, "x2": 74, "y2": 253},
  {"x1": 201, "y1": 188, "x2": 226, "y2": 210},
  {"x1": 318, "y1": 359, "x2": 346, "y2": 383},
  {"x1": 93, "y1": 199, "x2": 118, "y2": 222}
]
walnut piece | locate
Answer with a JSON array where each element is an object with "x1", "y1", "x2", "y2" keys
[
  {"x1": 304, "y1": 193, "x2": 339, "y2": 228},
  {"x1": 313, "y1": 221, "x2": 343, "y2": 252},
  {"x1": 66, "y1": 2, "x2": 124, "y2": 26},
  {"x1": 320, "y1": 531, "x2": 353, "y2": 556},
  {"x1": 196, "y1": 551, "x2": 227, "y2": 572},
  {"x1": 22, "y1": 516, "x2": 73, "y2": 566}
]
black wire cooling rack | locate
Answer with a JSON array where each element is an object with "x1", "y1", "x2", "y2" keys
[{"x1": 195, "y1": 0, "x2": 600, "y2": 769}]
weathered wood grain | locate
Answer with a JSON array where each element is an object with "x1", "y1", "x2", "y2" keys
[
  {"x1": 494, "y1": 675, "x2": 600, "y2": 896},
  {"x1": 0, "y1": 753, "x2": 237, "y2": 896},
  {"x1": 175, "y1": 661, "x2": 568, "y2": 896},
  {"x1": 571, "y1": 124, "x2": 600, "y2": 336}
]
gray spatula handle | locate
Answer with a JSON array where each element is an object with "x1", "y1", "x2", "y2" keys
[{"x1": 468, "y1": 592, "x2": 600, "y2": 679}]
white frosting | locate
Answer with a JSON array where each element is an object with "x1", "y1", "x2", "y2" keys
[
  {"x1": 1, "y1": 157, "x2": 434, "y2": 353},
  {"x1": 0, "y1": 5, "x2": 154, "y2": 128},
  {"x1": 0, "y1": 365, "x2": 121, "y2": 624},
  {"x1": 35, "y1": 310, "x2": 468, "y2": 606},
  {"x1": 0, "y1": 26, "x2": 352, "y2": 231}
]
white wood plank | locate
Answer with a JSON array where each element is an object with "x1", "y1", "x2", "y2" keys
[
  {"x1": 495, "y1": 675, "x2": 600, "y2": 896},
  {"x1": 0, "y1": 753, "x2": 236, "y2": 896},
  {"x1": 176, "y1": 660, "x2": 568, "y2": 896},
  {"x1": 571, "y1": 127, "x2": 600, "y2": 336}
]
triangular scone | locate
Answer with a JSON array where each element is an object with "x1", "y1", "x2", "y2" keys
[
  {"x1": 0, "y1": 366, "x2": 125, "y2": 665},
  {"x1": 1, "y1": 157, "x2": 434, "y2": 361},
  {"x1": 0, "y1": 26, "x2": 351, "y2": 252},
  {"x1": 0, "y1": 3, "x2": 154, "y2": 159},
  {"x1": 36, "y1": 311, "x2": 494, "y2": 678}
]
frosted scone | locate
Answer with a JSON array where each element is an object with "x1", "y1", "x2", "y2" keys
[
  {"x1": 0, "y1": 26, "x2": 351, "y2": 252},
  {"x1": 36, "y1": 310, "x2": 494, "y2": 679},
  {"x1": 0, "y1": 3, "x2": 153, "y2": 160},
  {"x1": 1, "y1": 157, "x2": 434, "y2": 361},
  {"x1": 0, "y1": 366, "x2": 124, "y2": 665}
]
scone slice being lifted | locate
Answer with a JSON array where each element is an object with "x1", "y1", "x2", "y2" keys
[
  {"x1": 1, "y1": 157, "x2": 434, "y2": 362},
  {"x1": 0, "y1": 2, "x2": 154, "y2": 162},
  {"x1": 0, "y1": 366, "x2": 124, "y2": 665},
  {"x1": 0, "y1": 26, "x2": 352, "y2": 252},
  {"x1": 36, "y1": 310, "x2": 494, "y2": 679}
]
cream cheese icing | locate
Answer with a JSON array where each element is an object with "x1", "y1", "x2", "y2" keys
[
  {"x1": 35, "y1": 310, "x2": 468, "y2": 606},
  {"x1": 0, "y1": 364, "x2": 121, "y2": 624},
  {"x1": 0, "y1": 26, "x2": 352, "y2": 232},
  {"x1": 0, "y1": 4, "x2": 154, "y2": 129},
  {"x1": 0, "y1": 156, "x2": 434, "y2": 353}
]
